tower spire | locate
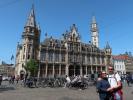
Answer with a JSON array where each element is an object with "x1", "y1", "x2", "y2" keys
[
  {"x1": 92, "y1": 16, "x2": 96, "y2": 24},
  {"x1": 25, "y1": 5, "x2": 36, "y2": 27},
  {"x1": 90, "y1": 16, "x2": 99, "y2": 48}
]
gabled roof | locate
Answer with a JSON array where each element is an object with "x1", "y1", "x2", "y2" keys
[
  {"x1": 41, "y1": 37, "x2": 63, "y2": 47},
  {"x1": 112, "y1": 55, "x2": 128, "y2": 60}
]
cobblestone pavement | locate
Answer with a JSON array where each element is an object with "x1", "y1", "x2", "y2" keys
[{"x1": 0, "y1": 81, "x2": 133, "y2": 100}]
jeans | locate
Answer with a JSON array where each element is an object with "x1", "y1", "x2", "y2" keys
[{"x1": 115, "y1": 92, "x2": 121, "y2": 100}]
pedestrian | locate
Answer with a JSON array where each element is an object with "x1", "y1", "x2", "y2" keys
[
  {"x1": 107, "y1": 66, "x2": 123, "y2": 100},
  {"x1": 8, "y1": 76, "x2": 12, "y2": 85},
  {"x1": 126, "y1": 74, "x2": 130, "y2": 86},
  {"x1": 16, "y1": 75, "x2": 20, "y2": 84},
  {"x1": 64, "y1": 75, "x2": 71, "y2": 88},
  {"x1": 11, "y1": 75, "x2": 15, "y2": 84},
  {"x1": 0, "y1": 74, "x2": 3, "y2": 85},
  {"x1": 96, "y1": 71, "x2": 113, "y2": 100},
  {"x1": 34, "y1": 77, "x2": 37, "y2": 88}
]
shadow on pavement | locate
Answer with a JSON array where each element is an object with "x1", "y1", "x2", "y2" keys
[{"x1": 0, "y1": 85, "x2": 16, "y2": 93}]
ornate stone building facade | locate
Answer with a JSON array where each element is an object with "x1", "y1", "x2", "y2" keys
[
  {"x1": 15, "y1": 6, "x2": 112, "y2": 78},
  {"x1": 0, "y1": 64, "x2": 15, "y2": 76},
  {"x1": 112, "y1": 55, "x2": 127, "y2": 75},
  {"x1": 125, "y1": 55, "x2": 133, "y2": 74}
]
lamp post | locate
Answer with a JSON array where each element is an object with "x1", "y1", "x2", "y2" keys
[
  {"x1": 37, "y1": 45, "x2": 41, "y2": 79},
  {"x1": 37, "y1": 60, "x2": 40, "y2": 78}
]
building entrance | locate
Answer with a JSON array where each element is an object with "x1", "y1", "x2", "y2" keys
[
  {"x1": 20, "y1": 70, "x2": 25, "y2": 80},
  {"x1": 75, "y1": 65, "x2": 80, "y2": 75},
  {"x1": 68, "y1": 64, "x2": 80, "y2": 76}
]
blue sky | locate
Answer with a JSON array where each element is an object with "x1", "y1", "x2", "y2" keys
[{"x1": 0, "y1": 0, "x2": 133, "y2": 64}]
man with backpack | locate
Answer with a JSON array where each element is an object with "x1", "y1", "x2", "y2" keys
[{"x1": 107, "y1": 66, "x2": 123, "y2": 100}]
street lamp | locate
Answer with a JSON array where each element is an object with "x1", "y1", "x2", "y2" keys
[{"x1": 37, "y1": 45, "x2": 41, "y2": 79}]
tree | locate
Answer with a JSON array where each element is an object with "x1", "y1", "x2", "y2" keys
[{"x1": 25, "y1": 59, "x2": 38, "y2": 77}]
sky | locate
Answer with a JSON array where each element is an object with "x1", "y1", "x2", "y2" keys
[{"x1": 0, "y1": 0, "x2": 133, "y2": 64}]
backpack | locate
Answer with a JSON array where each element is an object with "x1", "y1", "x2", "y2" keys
[
  {"x1": 107, "y1": 73, "x2": 122, "y2": 89},
  {"x1": 107, "y1": 74, "x2": 123, "y2": 100}
]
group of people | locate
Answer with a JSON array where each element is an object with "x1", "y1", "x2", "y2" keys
[
  {"x1": 0, "y1": 75, "x2": 18, "y2": 85},
  {"x1": 0, "y1": 66, "x2": 126, "y2": 100},
  {"x1": 64, "y1": 75, "x2": 84, "y2": 88},
  {"x1": 96, "y1": 66, "x2": 123, "y2": 100}
]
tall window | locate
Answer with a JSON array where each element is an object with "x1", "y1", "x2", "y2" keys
[
  {"x1": 61, "y1": 53, "x2": 65, "y2": 62},
  {"x1": 55, "y1": 53, "x2": 59, "y2": 62},
  {"x1": 23, "y1": 55, "x2": 25, "y2": 60},
  {"x1": 92, "y1": 56, "x2": 96, "y2": 64},
  {"x1": 102, "y1": 58, "x2": 104, "y2": 64},
  {"x1": 74, "y1": 44, "x2": 78, "y2": 52},
  {"x1": 24, "y1": 46, "x2": 25, "y2": 52},
  {"x1": 68, "y1": 44, "x2": 70, "y2": 50},
  {"x1": 41, "y1": 52, "x2": 46, "y2": 61},
  {"x1": 28, "y1": 45, "x2": 31, "y2": 53},
  {"x1": 28, "y1": 55, "x2": 30, "y2": 59},
  {"x1": 70, "y1": 44, "x2": 73, "y2": 51},
  {"x1": 48, "y1": 52, "x2": 53, "y2": 62},
  {"x1": 68, "y1": 54, "x2": 72, "y2": 63},
  {"x1": 77, "y1": 55, "x2": 80, "y2": 62},
  {"x1": 87, "y1": 55, "x2": 90, "y2": 64},
  {"x1": 82, "y1": 55, "x2": 85, "y2": 63},
  {"x1": 97, "y1": 57, "x2": 100, "y2": 64}
]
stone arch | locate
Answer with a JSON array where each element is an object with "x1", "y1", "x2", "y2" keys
[
  {"x1": 20, "y1": 70, "x2": 25, "y2": 80},
  {"x1": 68, "y1": 63, "x2": 80, "y2": 76}
]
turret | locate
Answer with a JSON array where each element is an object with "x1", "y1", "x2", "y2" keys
[
  {"x1": 105, "y1": 42, "x2": 111, "y2": 55},
  {"x1": 21, "y1": 5, "x2": 40, "y2": 62}
]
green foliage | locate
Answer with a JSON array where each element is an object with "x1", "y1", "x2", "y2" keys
[{"x1": 25, "y1": 59, "x2": 38, "y2": 76}]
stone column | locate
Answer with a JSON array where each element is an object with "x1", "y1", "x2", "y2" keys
[
  {"x1": 100, "y1": 57, "x2": 102, "y2": 65},
  {"x1": 53, "y1": 64, "x2": 55, "y2": 77},
  {"x1": 86, "y1": 66, "x2": 87, "y2": 75},
  {"x1": 65, "y1": 64, "x2": 69, "y2": 76},
  {"x1": 59, "y1": 64, "x2": 61, "y2": 76},
  {"x1": 95, "y1": 56, "x2": 97, "y2": 65},
  {"x1": 90, "y1": 56, "x2": 92, "y2": 65},
  {"x1": 45, "y1": 63, "x2": 48, "y2": 77},
  {"x1": 91, "y1": 66, "x2": 93, "y2": 74},
  {"x1": 100, "y1": 66, "x2": 102, "y2": 72},
  {"x1": 96, "y1": 66, "x2": 97, "y2": 73},
  {"x1": 80, "y1": 65, "x2": 82, "y2": 76},
  {"x1": 74, "y1": 65, "x2": 75, "y2": 77}
]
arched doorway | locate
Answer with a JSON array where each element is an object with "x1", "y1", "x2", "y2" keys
[
  {"x1": 69, "y1": 65, "x2": 74, "y2": 76},
  {"x1": 20, "y1": 70, "x2": 25, "y2": 80},
  {"x1": 69, "y1": 64, "x2": 80, "y2": 76},
  {"x1": 75, "y1": 65, "x2": 80, "y2": 76}
]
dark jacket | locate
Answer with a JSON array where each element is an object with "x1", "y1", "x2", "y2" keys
[{"x1": 96, "y1": 77, "x2": 110, "y2": 100}]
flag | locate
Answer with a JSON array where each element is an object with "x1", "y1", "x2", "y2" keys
[{"x1": 11, "y1": 55, "x2": 14, "y2": 60}]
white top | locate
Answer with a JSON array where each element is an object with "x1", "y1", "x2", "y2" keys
[
  {"x1": 107, "y1": 73, "x2": 121, "y2": 88},
  {"x1": 71, "y1": 76, "x2": 78, "y2": 83},
  {"x1": 66, "y1": 76, "x2": 71, "y2": 83}
]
